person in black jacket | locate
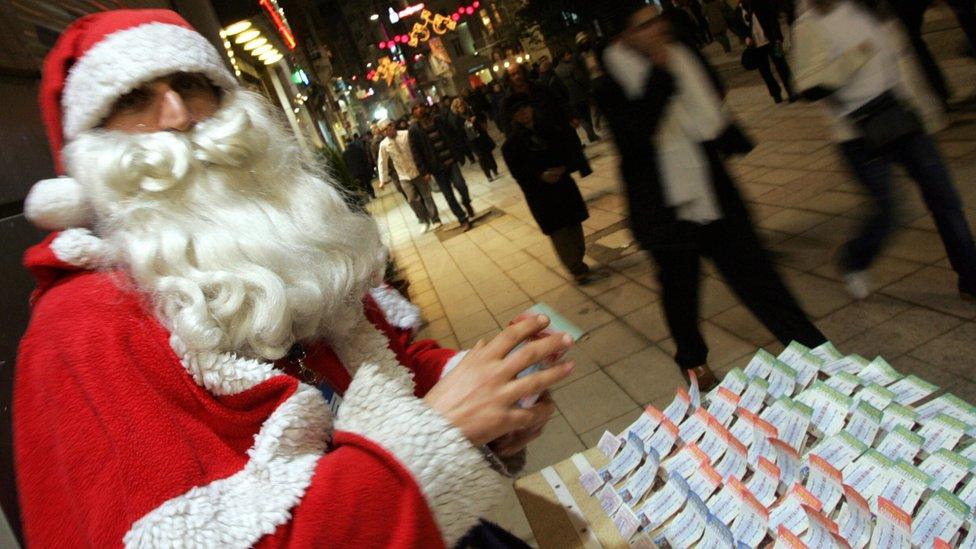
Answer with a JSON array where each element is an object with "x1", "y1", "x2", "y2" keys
[
  {"x1": 738, "y1": 0, "x2": 797, "y2": 103},
  {"x1": 597, "y1": 3, "x2": 825, "y2": 389},
  {"x1": 341, "y1": 134, "x2": 375, "y2": 199},
  {"x1": 408, "y1": 102, "x2": 474, "y2": 231},
  {"x1": 452, "y1": 97, "x2": 499, "y2": 181},
  {"x1": 501, "y1": 94, "x2": 598, "y2": 284},
  {"x1": 501, "y1": 64, "x2": 593, "y2": 178}
]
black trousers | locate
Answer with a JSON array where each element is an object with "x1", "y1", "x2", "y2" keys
[
  {"x1": 649, "y1": 220, "x2": 826, "y2": 369},
  {"x1": 754, "y1": 43, "x2": 795, "y2": 101},
  {"x1": 893, "y1": 0, "x2": 951, "y2": 103}
]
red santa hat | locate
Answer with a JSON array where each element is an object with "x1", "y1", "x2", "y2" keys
[{"x1": 25, "y1": 9, "x2": 238, "y2": 231}]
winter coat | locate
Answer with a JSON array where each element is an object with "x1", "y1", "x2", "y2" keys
[
  {"x1": 501, "y1": 121, "x2": 589, "y2": 235},
  {"x1": 341, "y1": 139, "x2": 372, "y2": 179},
  {"x1": 500, "y1": 82, "x2": 591, "y2": 176},
  {"x1": 595, "y1": 54, "x2": 755, "y2": 250},
  {"x1": 738, "y1": 0, "x2": 785, "y2": 43},
  {"x1": 407, "y1": 115, "x2": 465, "y2": 175},
  {"x1": 553, "y1": 58, "x2": 590, "y2": 106},
  {"x1": 14, "y1": 229, "x2": 508, "y2": 548},
  {"x1": 703, "y1": 0, "x2": 730, "y2": 33}
]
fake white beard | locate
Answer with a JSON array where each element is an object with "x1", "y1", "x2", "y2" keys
[{"x1": 63, "y1": 89, "x2": 385, "y2": 361}]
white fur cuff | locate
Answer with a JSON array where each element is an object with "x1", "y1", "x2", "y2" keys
[{"x1": 335, "y1": 360, "x2": 504, "y2": 546}]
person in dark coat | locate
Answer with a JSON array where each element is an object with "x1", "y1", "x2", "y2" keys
[
  {"x1": 452, "y1": 97, "x2": 499, "y2": 181},
  {"x1": 501, "y1": 64, "x2": 593, "y2": 177},
  {"x1": 408, "y1": 102, "x2": 474, "y2": 230},
  {"x1": 501, "y1": 94, "x2": 597, "y2": 284},
  {"x1": 341, "y1": 134, "x2": 375, "y2": 199},
  {"x1": 554, "y1": 50, "x2": 600, "y2": 142},
  {"x1": 738, "y1": 0, "x2": 797, "y2": 103},
  {"x1": 597, "y1": 3, "x2": 826, "y2": 389}
]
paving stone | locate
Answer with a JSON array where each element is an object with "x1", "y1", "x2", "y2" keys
[
  {"x1": 711, "y1": 305, "x2": 777, "y2": 347},
  {"x1": 882, "y1": 266, "x2": 976, "y2": 319},
  {"x1": 551, "y1": 370, "x2": 640, "y2": 434},
  {"x1": 605, "y1": 346, "x2": 687, "y2": 406},
  {"x1": 622, "y1": 305, "x2": 672, "y2": 342},
  {"x1": 910, "y1": 322, "x2": 976, "y2": 381},
  {"x1": 578, "y1": 322, "x2": 650, "y2": 366},
  {"x1": 841, "y1": 308, "x2": 963, "y2": 360},
  {"x1": 522, "y1": 414, "x2": 585, "y2": 474},
  {"x1": 591, "y1": 281, "x2": 659, "y2": 316},
  {"x1": 816, "y1": 294, "x2": 914, "y2": 344}
]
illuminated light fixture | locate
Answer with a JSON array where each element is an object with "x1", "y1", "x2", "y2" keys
[
  {"x1": 366, "y1": 62, "x2": 373, "y2": 68},
  {"x1": 235, "y1": 69, "x2": 242, "y2": 76},
  {"x1": 525, "y1": 53, "x2": 531, "y2": 60},
  {"x1": 244, "y1": 37, "x2": 268, "y2": 50},
  {"x1": 370, "y1": 13, "x2": 379, "y2": 20},
  {"x1": 465, "y1": 6, "x2": 474, "y2": 15},
  {"x1": 222, "y1": 40, "x2": 231, "y2": 48},
  {"x1": 259, "y1": 0, "x2": 297, "y2": 49},
  {"x1": 263, "y1": 53, "x2": 284, "y2": 64},
  {"x1": 473, "y1": 0, "x2": 480, "y2": 7},
  {"x1": 234, "y1": 29, "x2": 260, "y2": 44},
  {"x1": 252, "y1": 44, "x2": 273, "y2": 56},
  {"x1": 378, "y1": 41, "x2": 387, "y2": 49},
  {"x1": 492, "y1": 64, "x2": 499, "y2": 72},
  {"x1": 451, "y1": 13, "x2": 460, "y2": 21},
  {"x1": 503, "y1": 61, "x2": 510, "y2": 68},
  {"x1": 516, "y1": 55, "x2": 523, "y2": 63},
  {"x1": 259, "y1": 49, "x2": 280, "y2": 61},
  {"x1": 223, "y1": 20, "x2": 252, "y2": 36}
]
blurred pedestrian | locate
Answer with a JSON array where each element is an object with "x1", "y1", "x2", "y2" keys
[
  {"x1": 342, "y1": 133, "x2": 375, "y2": 199},
  {"x1": 442, "y1": 95, "x2": 478, "y2": 165},
  {"x1": 554, "y1": 50, "x2": 600, "y2": 142},
  {"x1": 889, "y1": 0, "x2": 950, "y2": 107},
  {"x1": 376, "y1": 118, "x2": 442, "y2": 232},
  {"x1": 599, "y1": 3, "x2": 826, "y2": 388},
  {"x1": 576, "y1": 32, "x2": 608, "y2": 133},
  {"x1": 703, "y1": 0, "x2": 733, "y2": 52},
  {"x1": 452, "y1": 97, "x2": 500, "y2": 181},
  {"x1": 408, "y1": 102, "x2": 475, "y2": 230},
  {"x1": 739, "y1": 0, "x2": 797, "y2": 102},
  {"x1": 502, "y1": 94, "x2": 601, "y2": 284},
  {"x1": 793, "y1": 0, "x2": 976, "y2": 301},
  {"x1": 488, "y1": 82, "x2": 506, "y2": 132}
]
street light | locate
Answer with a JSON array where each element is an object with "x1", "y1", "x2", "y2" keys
[{"x1": 370, "y1": 13, "x2": 379, "y2": 21}]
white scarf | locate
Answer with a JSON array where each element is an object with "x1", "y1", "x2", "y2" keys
[{"x1": 603, "y1": 42, "x2": 726, "y2": 224}]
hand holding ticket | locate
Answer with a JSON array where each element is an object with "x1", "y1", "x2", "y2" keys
[{"x1": 509, "y1": 303, "x2": 585, "y2": 407}]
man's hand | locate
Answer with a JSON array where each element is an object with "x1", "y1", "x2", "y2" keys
[
  {"x1": 489, "y1": 392, "x2": 555, "y2": 457},
  {"x1": 540, "y1": 167, "x2": 566, "y2": 183},
  {"x1": 745, "y1": 37, "x2": 754, "y2": 47},
  {"x1": 423, "y1": 315, "x2": 575, "y2": 447}
]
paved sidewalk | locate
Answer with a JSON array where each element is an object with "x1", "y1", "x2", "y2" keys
[{"x1": 366, "y1": 7, "x2": 976, "y2": 543}]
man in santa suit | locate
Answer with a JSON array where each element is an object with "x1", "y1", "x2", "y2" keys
[{"x1": 14, "y1": 9, "x2": 575, "y2": 548}]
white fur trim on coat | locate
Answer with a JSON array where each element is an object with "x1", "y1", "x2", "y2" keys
[
  {"x1": 334, "y1": 320, "x2": 504, "y2": 547},
  {"x1": 369, "y1": 284, "x2": 422, "y2": 332},
  {"x1": 123, "y1": 309, "x2": 499, "y2": 546},
  {"x1": 62, "y1": 22, "x2": 237, "y2": 139},
  {"x1": 24, "y1": 177, "x2": 92, "y2": 230}
]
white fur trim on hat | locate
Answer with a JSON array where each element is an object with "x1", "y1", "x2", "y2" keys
[
  {"x1": 62, "y1": 22, "x2": 237, "y2": 139},
  {"x1": 24, "y1": 177, "x2": 92, "y2": 230}
]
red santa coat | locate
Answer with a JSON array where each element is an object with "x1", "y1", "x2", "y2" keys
[{"x1": 14, "y1": 228, "x2": 502, "y2": 548}]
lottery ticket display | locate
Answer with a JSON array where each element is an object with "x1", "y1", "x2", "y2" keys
[{"x1": 570, "y1": 341, "x2": 976, "y2": 548}]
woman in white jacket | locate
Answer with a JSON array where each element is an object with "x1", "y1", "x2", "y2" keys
[{"x1": 791, "y1": 0, "x2": 976, "y2": 301}]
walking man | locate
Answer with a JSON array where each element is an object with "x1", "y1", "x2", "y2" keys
[
  {"x1": 599, "y1": 3, "x2": 827, "y2": 389},
  {"x1": 793, "y1": 0, "x2": 976, "y2": 300},
  {"x1": 408, "y1": 102, "x2": 475, "y2": 231},
  {"x1": 342, "y1": 134, "x2": 375, "y2": 200},
  {"x1": 738, "y1": 0, "x2": 797, "y2": 102},
  {"x1": 502, "y1": 94, "x2": 600, "y2": 284},
  {"x1": 376, "y1": 118, "x2": 442, "y2": 232}
]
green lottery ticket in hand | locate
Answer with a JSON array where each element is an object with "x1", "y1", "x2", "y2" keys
[{"x1": 509, "y1": 303, "x2": 584, "y2": 407}]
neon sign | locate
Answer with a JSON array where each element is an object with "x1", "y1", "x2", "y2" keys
[
  {"x1": 389, "y1": 3, "x2": 426, "y2": 23},
  {"x1": 258, "y1": 0, "x2": 297, "y2": 50}
]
